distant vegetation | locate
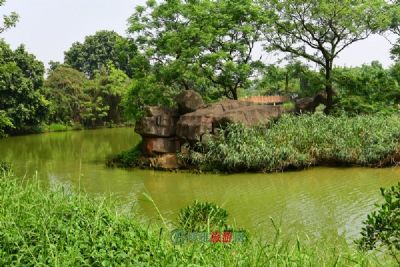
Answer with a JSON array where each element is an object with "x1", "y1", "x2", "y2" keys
[{"x1": 2, "y1": 0, "x2": 400, "y2": 136}]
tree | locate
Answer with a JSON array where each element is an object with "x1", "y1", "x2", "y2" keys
[
  {"x1": 85, "y1": 65, "x2": 132, "y2": 125},
  {"x1": 332, "y1": 61, "x2": 400, "y2": 115},
  {"x1": 387, "y1": 1, "x2": 400, "y2": 62},
  {"x1": 263, "y1": 0, "x2": 389, "y2": 113},
  {"x1": 0, "y1": 41, "x2": 48, "y2": 132},
  {"x1": 42, "y1": 65, "x2": 88, "y2": 124},
  {"x1": 64, "y1": 30, "x2": 139, "y2": 78},
  {"x1": 0, "y1": 0, "x2": 18, "y2": 34},
  {"x1": 253, "y1": 61, "x2": 323, "y2": 97},
  {"x1": 128, "y1": 0, "x2": 266, "y2": 100}
]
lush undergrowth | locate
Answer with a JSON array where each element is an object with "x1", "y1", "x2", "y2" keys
[
  {"x1": 181, "y1": 114, "x2": 400, "y2": 172},
  {"x1": 0, "y1": 172, "x2": 391, "y2": 266}
]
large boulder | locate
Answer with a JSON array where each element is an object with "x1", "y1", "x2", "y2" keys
[
  {"x1": 175, "y1": 90, "x2": 205, "y2": 114},
  {"x1": 135, "y1": 106, "x2": 179, "y2": 137},
  {"x1": 177, "y1": 100, "x2": 285, "y2": 141},
  {"x1": 141, "y1": 137, "x2": 180, "y2": 156}
]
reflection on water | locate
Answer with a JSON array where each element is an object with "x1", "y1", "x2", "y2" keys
[{"x1": 0, "y1": 127, "x2": 399, "y2": 243}]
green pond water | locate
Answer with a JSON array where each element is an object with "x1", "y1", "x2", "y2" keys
[{"x1": 1, "y1": 127, "x2": 399, "y2": 243}]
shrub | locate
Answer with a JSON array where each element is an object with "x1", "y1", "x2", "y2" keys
[
  {"x1": 356, "y1": 183, "x2": 400, "y2": 263},
  {"x1": 177, "y1": 201, "x2": 229, "y2": 232}
]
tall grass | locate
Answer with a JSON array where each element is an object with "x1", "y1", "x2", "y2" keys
[
  {"x1": 182, "y1": 114, "x2": 400, "y2": 172},
  {"x1": 0, "y1": 172, "x2": 392, "y2": 266}
]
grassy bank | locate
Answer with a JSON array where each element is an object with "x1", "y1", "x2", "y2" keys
[
  {"x1": 181, "y1": 114, "x2": 400, "y2": 172},
  {"x1": 0, "y1": 171, "x2": 393, "y2": 266}
]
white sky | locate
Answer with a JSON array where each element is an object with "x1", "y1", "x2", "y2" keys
[{"x1": 1, "y1": 0, "x2": 397, "y2": 68}]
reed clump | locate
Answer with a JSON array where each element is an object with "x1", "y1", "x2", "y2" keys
[{"x1": 182, "y1": 114, "x2": 400, "y2": 172}]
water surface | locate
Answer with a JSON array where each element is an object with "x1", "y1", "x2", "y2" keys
[{"x1": 1, "y1": 128, "x2": 399, "y2": 243}]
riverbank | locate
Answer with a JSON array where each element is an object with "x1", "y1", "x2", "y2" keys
[
  {"x1": 108, "y1": 114, "x2": 400, "y2": 173},
  {"x1": 0, "y1": 170, "x2": 392, "y2": 266},
  {"x1": 3, "y1": 122, "x2": 135, "y2": 137}
]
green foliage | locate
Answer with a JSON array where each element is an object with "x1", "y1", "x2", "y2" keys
[
  {"x1": 43, "y1": 64, "x2": 131, "y2": 127},
  {"x1": 0, "y1": 161, "x2": 12, "y2": 175},
  {"x1": 0, "y1": 172, "x2": 390, "y2": 266},
  {"x1": 0, "y1": 0, "x2": 18, "y2": 34},
  {"x1": 264, "y1": 0, "x2": 390, "y2": 112},
  {"x1": 177, "y1": 201, "x2": 228, "y2": 232},
  {"x1": 0, "y1": 110, "x2": 13, "y2": 137},
  {"x1": 0, "y1": 41, "x2": 49, "y2": 133},
  {"x1": 42, "y1": 65, "x2": 88, "y2": 124},
  {"x1": 182, "y1": 114, "x2": 400, "y2": 172},
  {"x1": 252, "y1": 62, "x2": 324, "y2": 97},
  {"x1": 356, "y1": 183, "x2": 400, "y2": 263},
  {"x1": 128, "y1": 0, "x2": 267, "y2": 100},
  {"x1": 123, "y1": 74, "x2": 177, "y2": 121},
  {"x1": 64, "y1": 30, "x2": 139, "y2": 78},
  {"x1": 106, "y1": 143, "x2": 142, "y2": 168},
  {"x1": 333, "y1": 62, "x2": 400, "y2": 115}
]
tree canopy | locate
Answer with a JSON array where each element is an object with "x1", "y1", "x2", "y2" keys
[
  {"x1": 64, "y1": 30, "x2": 139, "y2": 78},
  {"x1": 0, "y1": 0, "x2": 18, "y2": 34},
  {"x1": 263, "y1": 0, "x2": 389, "y2": 113},
  {"x1": 128, "y1": 0, "x2": 267, "y2": 100},
  {"x1": 0, "y1": 41, "x2": 48, "y2": 133}
]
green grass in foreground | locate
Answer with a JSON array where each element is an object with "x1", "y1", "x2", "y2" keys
[
  {"x1": 0, "y1": 172, "x2": 393, "y2": 266},
  {"x1": 182, "y1": 114, "x2": 400, "y2": 172}
]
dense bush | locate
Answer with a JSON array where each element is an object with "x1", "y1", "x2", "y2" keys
[
  {"x1": 333, "y1": 62, "x2": 400, "y2": 115},
  {"x1": 181, "y1": 114, "x2": 400, "y2": 172},
  {"x1": 356, "y1": 183, "x2": 400, "y2": 263}
]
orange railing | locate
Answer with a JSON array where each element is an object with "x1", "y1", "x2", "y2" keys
[{"x1": 240, "y1": 95, "x2": 289, "y2": 104}]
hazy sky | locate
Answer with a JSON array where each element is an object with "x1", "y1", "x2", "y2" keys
[{"x1": 1, "y1": 0, "x2": 397, "y2": 68}]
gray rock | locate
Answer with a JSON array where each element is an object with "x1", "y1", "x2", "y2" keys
[{"x1": 175, "y1": 90, "x2": 205, "y2": 114}]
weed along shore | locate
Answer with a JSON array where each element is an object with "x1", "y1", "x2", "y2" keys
[{"x1": 0, "y1": 168, "x2": 398, "y2": 266}]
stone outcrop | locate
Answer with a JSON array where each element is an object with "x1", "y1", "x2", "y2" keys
[
  {"x1": 177, "y1": 100, "x2": 284, "y2": 142},
  {"x1": 175, "y1": 90, "x2": 205, "y2": 114},
  {"x1": 135, "y1": 91, "x2": 288, "y2": 169},
  {"x1": 135, "y1": 106, "x2": 179, "y2": 137}
]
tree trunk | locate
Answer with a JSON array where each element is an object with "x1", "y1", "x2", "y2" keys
[{"x1": 324, "y1": 62, "x2": 333, "y2": 114}]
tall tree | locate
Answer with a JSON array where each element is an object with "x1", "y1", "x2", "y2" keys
[
  {"x1": 0, "y1": 41, "x2": 48, "y2": 132},
  {"x1": 128, "y1": 0, "x2": 266, "y2": 100},
  {"x1": 43, "y1": 65, "x2": 88, "y2": 123},
  {"x1": 64, "y1": 30, "x2": 139, "y2": 78},
  {"x1": 388, "y1": 1, "x2": 400, "y2": 62},
  {"x1": 263, "y1": 0, "x2": 389, "y2": 113},
  {"x1": 0, "y1": 0, "x2": 18, "y2": 34}
]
